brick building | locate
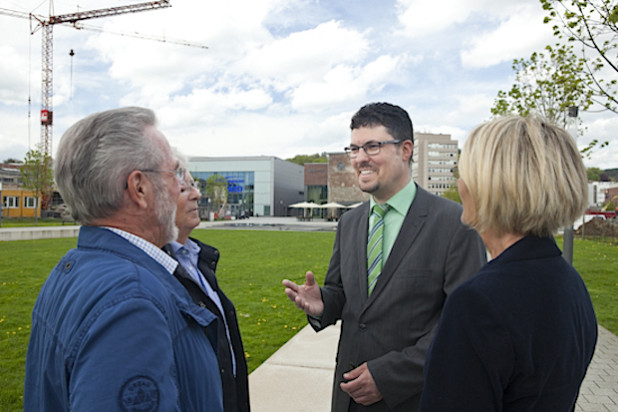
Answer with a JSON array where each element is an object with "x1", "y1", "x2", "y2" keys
[
  {"x1": 304, "y1": 163, "x2": 328, "y2": 204},
  {"x1": 327, "y1": 153, "x2": 369, "y2": 204}
]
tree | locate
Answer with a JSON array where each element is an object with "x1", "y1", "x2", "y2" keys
[
  {"x1": 441, "y1": 185, "x2": 461, "y2": 204},
  {"x1": 541, "y1": 0, "x2": 618, "y2": 113},
  {"x1": 442, "y1": 164, "x2": 461, "y2": 203},
  {"x1": 491, "y1": 43, "x2": 594, "y2": 128},
  {"x1": 491, "y1": 43, "x2": 609, "y2": 156},
  {"x1": 604, "y1": 167, "x2": 618, "y2": 181},
  {"x1": 205, "y1": 174, "x2": 228, "y2": 219},
  {"x1": 20, "y1": 145, "x2": 54, "y2": 225},
  {"x1": 286, "y1": 153, "x2": 328, "y2": 165},
  {"x1": 587, "y1": 167, "x2": 603, "y2": 180}
]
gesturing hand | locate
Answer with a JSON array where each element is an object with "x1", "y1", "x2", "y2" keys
[{"x1": 282, "y1": 271, "x2": 324, "y2": 317}]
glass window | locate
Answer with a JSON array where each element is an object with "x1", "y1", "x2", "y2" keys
[
  {"x1": 3, "y1": 196, "x2": 19, "y2": 208},
  {"x1": 25, "y1": 197, "x2": 37, "y2": 208},
  {"x1": 194, "y1": 171, "x2": 256, "y2": 217}
]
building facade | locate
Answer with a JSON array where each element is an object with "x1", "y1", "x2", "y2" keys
[
  {"x1": 588, "y1": 181, "x2": 618, "y2": 208},
  {"x1": 327, "y1": 153, "x2": 370, "y2": 204},
  {"x1": 188, "y1": 156, "x2": 304, "y2": 218},
  {"x1": 412, "y1": 133, "x2": 458, "y2": 196},
  {"x1": 1, "y1": 163, "x2": 42, "y2": 219},
  {"x1": 304, "y1": 163, "x2": 328, "y2": 204},
  {"x1": 2, "y1": 187, "x2": 41, "y2": 218}
]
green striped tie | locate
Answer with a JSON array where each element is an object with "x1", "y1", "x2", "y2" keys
[{"x1": 367, "y1": 203, "x2": 390, "y2": 295}]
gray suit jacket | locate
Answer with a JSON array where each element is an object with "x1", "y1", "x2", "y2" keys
[{"x1": 312, "y1": 185, "x2": 486, "y2": 411}]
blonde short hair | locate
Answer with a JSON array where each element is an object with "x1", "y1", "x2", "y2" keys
[{"x1": 459, "y1": 116, "x2": 588, "y2": 237}]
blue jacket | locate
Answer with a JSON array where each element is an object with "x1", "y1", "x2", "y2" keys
[
  {"x1": 421, "y1": 236, "x2": 597, "y2": 411},
  {"x1": 24, "y1": 226, "x2": 223, "y2": 411}
]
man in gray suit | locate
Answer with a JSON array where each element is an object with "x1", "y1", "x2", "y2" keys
[{"x1": 283, "y1": 102, "x2": 486, "y2": 411}]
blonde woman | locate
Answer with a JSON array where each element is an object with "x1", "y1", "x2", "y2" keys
[{"x1": 420, "y1": 116, "x2": 597, "y2": 411}]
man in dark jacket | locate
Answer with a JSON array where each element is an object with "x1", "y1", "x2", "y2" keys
[
  {"x1": 164, "y1": 154, "x2": 250, "y2": 412},
  {"x1": 283, "y1": 103, "x2": 486, "y2": 411}
]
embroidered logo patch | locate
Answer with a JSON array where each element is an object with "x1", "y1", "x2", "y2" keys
[{"x1": 119, "y1": 375, "x2": 159, "y2": 412}]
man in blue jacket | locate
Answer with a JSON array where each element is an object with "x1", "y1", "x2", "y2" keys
[{"x1": 24, "y1": 107, "x2": 223, "y2": 411}]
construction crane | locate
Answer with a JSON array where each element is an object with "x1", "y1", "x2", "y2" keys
[
  {"x1": 0, "y1": 0, "x2": 174, "y2": 160},
  {"x1": 70, "y1": 22, "x2": 209, "y2": 50}
]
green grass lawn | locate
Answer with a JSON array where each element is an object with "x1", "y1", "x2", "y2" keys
[
  {"x1": 568, "y1": 237, "x2": 618, "y2": 334},
  {"x1": 0, "y1": 231, "x2": 615, "y2": 410},
  {"x1": 0, "y1": 217, "x2": 78, "y2": 227}
]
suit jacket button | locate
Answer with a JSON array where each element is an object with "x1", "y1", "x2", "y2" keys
[{"x1": 359, "y1": 323, "x2": 367, "y2": 330}]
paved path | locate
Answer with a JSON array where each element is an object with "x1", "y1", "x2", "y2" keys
[
  {"x1": 197, "y1": 216, "x2": 338, "y2": 232},
  {"x1": 249, "y1": 322, "x2": 618, "y2": 411},
  {"x1": 576, "y1": 326, "x2": 618, "y2": 411},
  {"x1": 0, "y1": 225, "x2": 79, "y2": 241}
]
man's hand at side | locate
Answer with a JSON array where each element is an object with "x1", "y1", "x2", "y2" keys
[{"x1": 340, "y1": 363, "x2": 383, "y2": 406}]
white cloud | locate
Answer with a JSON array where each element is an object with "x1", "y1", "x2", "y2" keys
[
  {"x1": 290, "y1": 54, "x2": 402, "y2": 111},
  {"x1": 238, "y1": 20, "x2": 369, "y2": 89},
  {"x1": 460, "y1": 5, "x2": 554, "y2": 69},
  {"x1": 580, "y1": 115, "x2": 618, "y2": 170},
  {"x1": 397, "y1": 0, "x2": 480, "y2": 38}
]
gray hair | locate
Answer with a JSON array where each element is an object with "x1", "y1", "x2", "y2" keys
[
  {"x1": 172, "y1": 147, "x2": 189, "y2": 171},
  {"x1": 54, "y1": 107, "x2": 164, "y2": 224}
]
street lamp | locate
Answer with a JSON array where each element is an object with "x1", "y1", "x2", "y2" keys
[{"x1": 563, "y1": 106, "x2": 578, "y2": 265}]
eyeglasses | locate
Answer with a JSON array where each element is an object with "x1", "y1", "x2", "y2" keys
[
  {"x1": 141, "y1": 167, "x2": 186, "y2": 182},
  {"x1": 344, "y1": 140, "x2": 402, "y2": 158}
]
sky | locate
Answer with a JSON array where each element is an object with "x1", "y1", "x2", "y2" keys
[{"x1": 0, "y1": 0, "x2": 617, "y2": 170}]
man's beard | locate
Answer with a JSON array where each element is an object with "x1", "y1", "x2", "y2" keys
[{"x1": 154, "y1": 182, "x2": 178, "y2": 245}]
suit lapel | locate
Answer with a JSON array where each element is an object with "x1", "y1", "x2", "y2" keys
[{"x1": 355, "y1": 203, "x2": 371, "y2": 306}]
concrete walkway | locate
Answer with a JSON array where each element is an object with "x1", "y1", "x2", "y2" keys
[
  {"x1": 249, "y1": 323, "x2": 340, "y2": 412},
  {"x1": 576, "y1": 326, "x2": 618, "y2": 411},
  {"x1": 196, "y1": 216, "x2": 338, "y2": 232},
  {"x1": 249, "y1": 322, "x2": 618, "y2": 411},
  {"x1": 0, "y1": 224, "x2": 80, "y2": 241}
]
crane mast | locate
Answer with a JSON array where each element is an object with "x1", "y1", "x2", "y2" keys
[{"x1": 29, "y1": 0, "x2": 171, "y2": 159}]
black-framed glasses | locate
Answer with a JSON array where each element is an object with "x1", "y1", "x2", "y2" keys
[
  {"x1": 141, "y1": 167, "x2": 186, "y2": 182},
  {"x1": 344, "y1": 140, "x2": 402, "y2": 158}
]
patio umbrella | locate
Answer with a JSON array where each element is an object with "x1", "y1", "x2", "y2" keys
[
  {"x1": 320, "y1": 201, "x2": 347, "y2": 220},
  {"x1": 288, "y1": 201, "x2": 319, "y2": 208},
  {"x1": 319, "y1": 202, "x2": 346, "y2": 208},
  {"x1": 288, "y1": 201, "x2": 319, "y2": 218}
]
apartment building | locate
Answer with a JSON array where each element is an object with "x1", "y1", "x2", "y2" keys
[{"x1": 412, "y1": 133, "x2": 458, "y2": 196}]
